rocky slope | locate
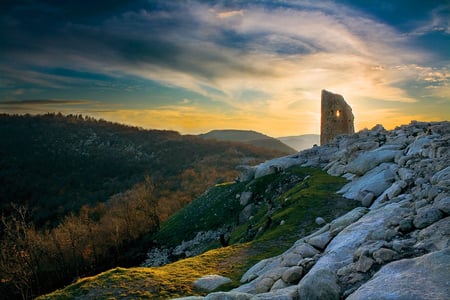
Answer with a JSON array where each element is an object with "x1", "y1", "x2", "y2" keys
[{"x1": 177, "y1": 121, "x2": 450, "y2": 300}]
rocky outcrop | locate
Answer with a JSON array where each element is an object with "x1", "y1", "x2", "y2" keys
[
  {"x1": 320, "y1": 90, "x2": 355, "y2": 145},
  {"x1": 190, "y1": 121, "x2": 450, "y2": 299},
  {"x1": 347, "y1": 248, "x2": 450, "y2": 300}
]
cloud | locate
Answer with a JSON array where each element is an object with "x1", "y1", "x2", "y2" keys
[
  {"x1": 1, "y1": 0, "x2": 448, "y2": 134},
  {"x1": 407, "y1": 4, "x2": 450, "y2": 36},
  {"x1": 215, "y1": 10, "x2": 244, "y2": 19},
  {"x1": 0, "y1": 99, "x2": 90, "y2": 105}
]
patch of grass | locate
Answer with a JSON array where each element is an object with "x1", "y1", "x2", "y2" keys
[
  {"x1": 153, "y1": 182, "x2": 245, "y2": 247},
  {"x1": 37, "y1": 244, "x2": 251, "y2": 300}
]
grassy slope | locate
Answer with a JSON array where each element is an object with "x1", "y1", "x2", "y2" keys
[{"x1": 38, "y1": 167, "x2": 358, "y2": 299}]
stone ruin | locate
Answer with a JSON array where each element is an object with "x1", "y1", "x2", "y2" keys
[{"x1": 320, "y1": 89, "x2": 354, "y2": 145}]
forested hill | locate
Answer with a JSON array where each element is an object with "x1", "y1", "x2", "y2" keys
[
  {"x1": 200, "y1": 129, "x2": 297, "y2": 154},
  {"x1": 0, "y1": 113, "x2": 284, "y2": 226}
]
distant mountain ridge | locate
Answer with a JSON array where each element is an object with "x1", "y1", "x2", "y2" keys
[
  {"x1": 277, "y1": 134, "x2": 319, "y2": 151},
  {"x1": 199, "y1": 129, "x2": 297, "y2": 155}
]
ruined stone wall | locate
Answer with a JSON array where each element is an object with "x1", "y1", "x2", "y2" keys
[{"x1": 320, "y1": 90, "x2": 354, "y2": 145}]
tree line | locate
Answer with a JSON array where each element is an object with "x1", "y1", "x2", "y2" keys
[{"x1": 0, "y1": 177, "x2": 160, "y2": 299}]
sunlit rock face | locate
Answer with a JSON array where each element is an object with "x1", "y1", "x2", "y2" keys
[{"x1": 320, "y1": 90, "x2": 355, "y2": 145}]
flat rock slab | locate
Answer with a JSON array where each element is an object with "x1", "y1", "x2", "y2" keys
[
  {"x1": 194, "y1": 274, "x2": 232, "y2": 292},
  {"x1": 347, "y1": 248, "x2": 450, "y2": 300}
]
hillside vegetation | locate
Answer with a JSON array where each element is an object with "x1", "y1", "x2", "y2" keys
[
  {"x1": 0, "y1": 114, "x2": 283, "y2": 226},
  {"x1": 0, "y1": 114, "x2": 285, "y2": 300},
  {"x1": 39, "y1": 166, "x2": 358, "y2": 299},
  {"x1": 200, "y1": 129, "x2": 297, "y2": 155}
]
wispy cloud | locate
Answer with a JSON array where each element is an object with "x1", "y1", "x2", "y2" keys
[
  {"x1": 0, "y1": 99, "x2": 90, "y2": 105},
  {"x1": 0, "y1": 0, "x2": 448, "y2": 135}
]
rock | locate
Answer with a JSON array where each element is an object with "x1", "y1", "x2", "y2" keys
[
  {"x1": 414, "y1": 199, "x2": 428, "y2": 210},
  {"x1": 270, "y1": 279, "x2": 289, "y2": 291},
  {"x1": 406, "y1": 135, "x2": 434, "y2": 156},
  {"x1": 194, "y1": 275, "x2": 232, "y2": 292},
  {"x1": 398, "y1": 217, "x2": 414, "y2": 233},
  {"x1": 298, "y1": 257, "x2": 318, "y2": 271},
  {"x1": 239, "y1": 192, "x2": 253, "y2": 206},
  {"x1": 361, "y1": 192, "x2": 375, "y2": 207},
  {"x1": 416, "y1": 216, "x2": 450, "y2": 251},
  {"x1": 434, "y1": 196, "x2": 450, "y2": 215},
  {"x1": 240, "y1": 256, "x2": 281, "y2": 283},
  {"x1": 290, "y1": 242, "x2": 320, "y2": 258},
  {"x1": 398, "y1": 167, "x2": 414, "y2": 181},
  {"x1": 385, "y1": 180, "x2": 407, "y2": 200},
  {"x1": 254, "y1": 267, "x2": 288, "y2": 293},
  {"x1": 205, "y1": 292, "x2": 253, "y2": 300},
  {"x1": 329, "y1": 207, "x2": 368, "y2": 233},
  {"x1": 353, "y1": 240, "x2": 386, "y2": 260},
  {"x1": 338, "y1": 163, "x2": 396, "y2": 200},
  {"x1": 347, "y1": 248, "x2": 450, "y2": 300},
  {"x1": 237, "y1": 165, "x2": 256, "y2": 182},
  {"x1": 355, "y1": 255, "x2": 375, "y2": 272},
  {"x1": 413, "y1": 206, "x2": 444, "y2": 229},
  {"x1": 392, "y1": 238, "x2": 416, "y2": 253},
  {"x1": 306, "y1": 230, "x2": 332, "y2": 250},
  {"x1": 280, "y1": 253, "x2": 302, "y2": 267},
  {"x1": 252, "y1": 286, "x2": 299, "y2": 300},
  {"x1": 298, "y1": 268, "x2": 340, "y2": 300},
  {"x1": 239, "y1": 204, "x2": 255, "y2": 223},
  {"x1": 311, "y1": 201, "x2": 409, "y2": 273},
  {"x1": 372, "y1": 248, "x2": 397, "y2": 264},
  {"x1": 256, "y1": 277, "x2": 276, "y2": 294},
  {"x1": 254, "y1": 156, "x2": 300, "y2": 179},
  {"x1": 281, "y1": 266, "x2": 304, "y2": 284},
  {"x1": 427, "y1": 186, "x2": 440, "y2": 201},
  {"x1": 315, "y1": 217, "x2": 326, "y2": 225},
  {"x1": 430, "y1": 165, "x2": 450, "y2": 186},
  {"x1": 346, "y1": 147, "x2": 401, "y2": 175}
]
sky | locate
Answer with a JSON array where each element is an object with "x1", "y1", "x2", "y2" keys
[{"x1": 0, "y1": 0, "x2": 449, "y2": 136}]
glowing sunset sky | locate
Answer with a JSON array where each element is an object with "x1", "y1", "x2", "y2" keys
[{"x1": 1, "y1": 0, "x2": 449, "y2": 136}]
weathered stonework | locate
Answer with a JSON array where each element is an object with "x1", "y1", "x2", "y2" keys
[{"x1": 320, "y1": 90, "x2": 354, "y2": 145}]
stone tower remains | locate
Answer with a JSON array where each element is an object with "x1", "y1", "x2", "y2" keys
[{"x1": 320, "y1": 89, "x2": 354, "y2": 145}]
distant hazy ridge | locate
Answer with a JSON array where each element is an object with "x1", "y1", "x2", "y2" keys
[{"x1": 200, "y1": 129, "x2": 297, "y2": 154}]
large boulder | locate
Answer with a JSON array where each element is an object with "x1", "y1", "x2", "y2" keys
[
  {"x1": 415, "y1": 216, "x2": 450, "y2": 251},
  {"x1": 346, "y1": 147, "x2": 401, "y2": 175},
  {"x1": 254, "y1": 156, "x2": 301, "y2": 178},
  {"x1": 413, "y1": 206, "x2": 443, "y2": 229},
  {"x1": 338, "y1": 163, "x2": 396, "y2": 201},
  {"x1": 297, "y1": 268, "x2": 340, "y2": 300},
  {"x1": 347, "y1": 248, "x2": 450, "y2": 300},
  {"x1": 434, "y1": 196, "x2": 450, "y2": 215},
  {"x1": 430, "y1": 165, "x2": 450, "y2": 187}
]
